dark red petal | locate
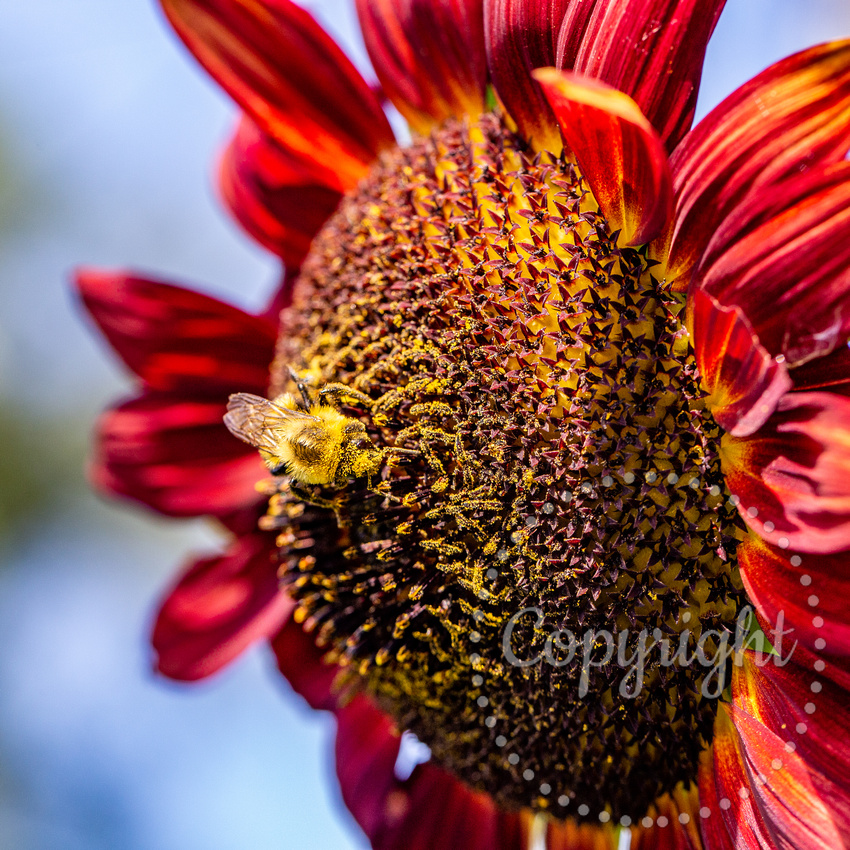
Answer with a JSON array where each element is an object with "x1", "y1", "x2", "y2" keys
[
  {"x1": 270, "y1": 617, "x2": 339, "y2": 712},
  {"x1": 733, "y1": 651, "x2": 850, "y2": 792},
  {"x1": 260, "y1": 267, "x2": 297, "y2": 324},
  {"x1": 487, "y1": 0, "x2": 724, "y2": 152},
  {"x1": 355, "y1": 0, "x2": 487, "y2": 135},
  {"x1": 76, "y1": 270, "x2": 275, "y2": 395},
  {"x1": 722, "y1": 391, "x2": 850, "y2": 553},
  {"x1": 730, "y1": 706, "x2": 846, "y2": 849},
  {"x1": 630, "y1": 784, "x2": 703, "y2": 850},
  {"x1": 160, "y1": 0, "x2": 394, "y2": 187},
  {"x1": 695, "y1": 162, "x2": 850, "y2": 367},
  {"x1": 689, "y1": 287, "x2": 791, "y2": 437},
  {"x1": 535, "y1": 69, "x2": 672, "y2": 246},
  {"x1": 696, "y1": 745, "x2": 738, "y2": 850},
  {"x1": 782, "y1": 636, "x2": 850, "y2": 693},
  {"x1": 572, "y1": 0, "x2": 725, "y2": 152},
  {"x1": 732, "y1": 653, "x2": 850, "y2": 846},
  {"x1": 750, "y1": 545, "x2": 850, "y2": 704},
  {"x1": 484, "y1": 0, "x2": 576, "y2": 149},
  {"x1": 545, "y1": 819, "x2": 618, "y2": 849},
  {"x1": 152, "y1": 533, "x2": 291, "y2": 681},
  {"x1": 700, "y1": 705, "x2": 774, "y2": 849},
  {"x1": 334, "y1": 696, "x2": 532, "y2": 849},
  {"x1": 334, "y1": 696, "x2": 402, "y2": 843},
  {"x1": 792, "y1": 344, "x2": 850, "y2": 396},
  {"x1": 93, "y1": 393, "x2": 268, "y2": 517},
  {"x1": 217, "y1": 499, "x2": 268, "y2": 537},
  {"x1": 749, "y1": 565, "x2": 850, "y2": 693},
  {"x1": 219, "y1": 118, "x2": 342, "y2": 267},
  {"x1": 663, "y1": 41, "x2": 850, "y2": 292},
  {"x1": 738, "y1": 532, "x2": 850, "y2": 657}
]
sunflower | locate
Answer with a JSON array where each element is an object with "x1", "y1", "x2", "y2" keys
[{"x1": 77, "y1": 1, "x2": 850, "y2": 847}]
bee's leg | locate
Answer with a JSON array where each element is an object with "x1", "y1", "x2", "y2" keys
[
  {"x1": 288, "y1": 367, "x2": 314, "y2": 408},
  {"x1": 319, "y1": 383, "x2": 374, "y2": 410},
  {"x1": 289, "y1": 483, "x2": 338, "y2": 510},
  {"x1": 288, "y1": 484, "x2": 352, "y2": 527}
]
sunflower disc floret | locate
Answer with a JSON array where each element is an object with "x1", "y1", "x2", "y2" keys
[{"x1": 260, "y1": 114, "x2": 748, "y2": 820}]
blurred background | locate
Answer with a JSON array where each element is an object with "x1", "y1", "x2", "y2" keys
[{"x1": 0, "y1": 1, "x2": 848, "y2": 848}]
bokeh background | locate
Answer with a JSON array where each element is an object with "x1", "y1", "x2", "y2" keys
[{"x1": 0, "y1": 1, "x2": 848, "y2": 848}]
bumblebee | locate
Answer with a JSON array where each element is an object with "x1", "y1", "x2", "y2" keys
[{"x1": 224, "y1": 371, "x2": 408, "y2": 486}]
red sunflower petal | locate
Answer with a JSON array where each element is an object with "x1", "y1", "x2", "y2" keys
[
  {"x1": 662, "y1": 40, "x2": 850, "y2": 292},
  {"x1": 270, "y1": 616, "x2": 339, "y2": 712},
  {"x1": 689, "y1": 287, "x2": 791, "y2": 437},
  {"x1": 545, "y1": 818, "x2": 618, "y2": 849},
  {"x1": 783, "y1": 638, "x2": 850, "y2": 694},
  {"x1": 260, "y1": 267, "x2": 297, "y2": 324},
  {"x1": 572, "y1": 0, "x2": 726, "y2": 152},
  {"x1": 92, "y1": 393, "x2": 268, "y2": 517},
  {"x1": 738, "y1": 532, "x2": 850, "y2": 657},
  {"x1": 792, "y1": 344, "x2": 850, "y2": 396},
  {"x1": 733, "y1": 652, "x2": 850, "y2": 792},
  {"x1": 160, "y1": 0, "x2": 394, "y2": 188},
  {"x1": 219, "y1": 118, "x2": 342, "y2": 267},
  {"x1": 486, "y1": 0, "x2": 724, "y2": 153},
  {"x1": 334, "y1": 696, "x2": 406, "y2": 844},
  {"x1": 696, "y1": 748, "x2": 737, "y2": 850},
  {"x1": 699, "y1": 704, "x2": 774, "y2": 849},
  {"x1": 355, "y1": 0, "x2": 487, "y2": 135},
  {"x1": 696, "y1": 747, "x2": 741, "y2": 850},
  {"x1": 217, "y1": 498, "x2": 268, "y2": 537},
  {"x1": 484, "y1": 0, "x2": 577, "y2": 150},
  {"x1": 730, "y1": 706, "x2": 846, "y2": 849},
  {"x1": 76, "y1": 270, "x2": 275, "y2": 395},
  {"x1": 696, "y1": 162, "x2": 850, "y2": 367},
  {"x1": 534, "y1": 69, "x2": 673, "y2": 247},
  {"x1": 731, "y1": 653, "x2": 850, "y2": 846},
  {"x1": 334, "y1": 695, "x2": 533, "y2": 849},
  {"x1": 749, "y1": 598, "x2": 850, "y2": 693},
  {"x1": 630, "y1": 783, "x2": 703, "y2": 850},
  {"x1": 721, "y1": 391, "x2": 850, "y2": 553},
  {"x1": 152, "y1": 533, "x2": 291, "y2": 681}
]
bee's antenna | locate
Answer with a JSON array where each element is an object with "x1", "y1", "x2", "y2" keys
[{"x1": 288, "y1": 366, "x2": 313, "y2": 409}]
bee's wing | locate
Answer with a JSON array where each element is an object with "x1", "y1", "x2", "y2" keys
[{"x1": 224, "y1": 393, "x2": 318, "y2": 451}]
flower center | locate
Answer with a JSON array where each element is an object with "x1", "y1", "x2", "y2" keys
[{"x1": 265, "y1": 114, "x2": 747, "y2": 821}]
